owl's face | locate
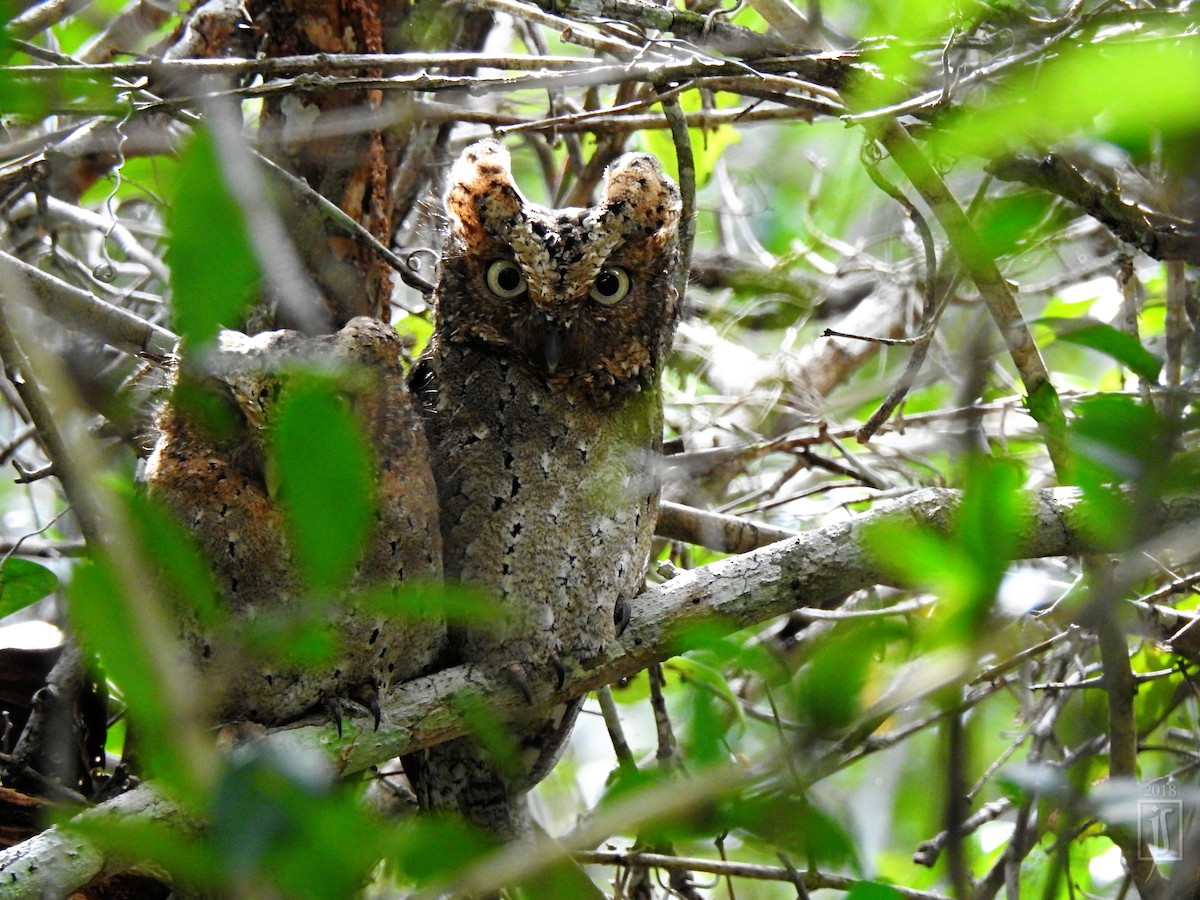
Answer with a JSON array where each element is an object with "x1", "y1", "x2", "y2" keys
[{"x1": 434, "y1": 140, "x2": 682, "y2": 404}]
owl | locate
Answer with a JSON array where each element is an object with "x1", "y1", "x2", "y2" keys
[
  {"x1": 144, "y1": 317, "x2": 444, "y2": 727},
  {"x1": 405, "y1": 140, "x2": 682, "y2": 838}
]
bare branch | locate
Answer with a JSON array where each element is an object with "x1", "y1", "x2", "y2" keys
[
  {"x1": 987, "y1": 154, "x2": 1200, "y2": 266},
  {"x1": 577, "y1": 849, "x2": 954, "y2": 899},
  {"x1": 0, "y1": 251, "x2": 177, "y2": 357},
  {"x1": 657, "y1": 500, "x2": 801, "y2": 552}
]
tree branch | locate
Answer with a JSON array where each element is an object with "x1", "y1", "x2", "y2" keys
[
  {"x1": 0, "y1": 251, "x2": 177, "y2": 357},
  {"x1": 987, "y1": 154, "x2": 1200, "y2": 266}
]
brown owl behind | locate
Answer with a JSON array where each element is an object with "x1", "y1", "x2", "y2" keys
[
  {"x1": 405, "y1": 141, "x2": 681, "y2": 839},
  {"x1": 144, "y1": 317, "x2": 444, "y2": 726}
]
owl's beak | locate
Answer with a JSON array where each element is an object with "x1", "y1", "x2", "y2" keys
[{"x1": 540, "y1": 326, "x2": 564, "y2": 375}]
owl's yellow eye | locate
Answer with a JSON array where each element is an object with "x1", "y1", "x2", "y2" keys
[
  {"x1": 486, "y1": 260, "x2": 527, "y2": 299},
  {"x1": 589, "y1": 267, "x2": 630, "y2": 305}
]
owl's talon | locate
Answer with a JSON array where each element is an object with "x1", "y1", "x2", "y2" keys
[
  {"x1": 504, "y1": 662, "x2": 534, "y2": 704},
  {"x1": 325, "y1": 697, "x2": 345, "y2": 738},
  {"x1": 352, "y1": 683, "x2": 383, "y2": 731},
  {"x1": 614, "y1": 597, "x2": 631, "y2": 636}
]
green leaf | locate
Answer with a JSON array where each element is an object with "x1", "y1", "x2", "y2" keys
[
  {"x1": 727, "y1": 792, "x2": 862, "y2": 872},
  {"x1": 269, "y1": 372, "x2": 375, "y2": 592},
  {"x1": 684, "y1": 670, "x2": 726, "y2": 765},
  {"x1": 1024, "y1": 378, "x2": 1065, "y2": 434},
  {"x1": 165, "y1": 130, "x2": 260, "y2": 349},
  {"x1": 865, "y1": 457, "x2": 1028, "y2": 645},
  {"x1": 1067, "y1": 395, "x2": 1171, "y2": 546},
  {"x1": 946, "y1": 455, "x2": 1026, "y2": 637},
  {"x1": 976, "y1": 192, "x2": 1056, "y2": 257},
  {"x1": 211, "y1": 747, "x2": 393, "y2": 899},
  {"x1": 1037, "y1": 318, "x2": 1163, "y2": 382},
  {"x1": 392, "y1": 313, "x2": 433, "y2": 358},
  {"x1": 846, "y1": 884, "x2": 905, "y2": 900},
  {"x1": 66, "y1": 813, "x2": 223, "y2": 893},
  {"x1": 863, "y1": 517, "x2": 960, "y2": 597},
  {"x1": 0, "y1": 70, "x2": 120, "y2": 117},
  {"x1": 938, "y1": 37, "x2": 1200, "y2": 158},
  {"x1": 794, "y1": 621, "x2": 886, "y2": 733},
  {"x1": 392, "y1": 815, "x2": 497, "y2": 884},
  {"x1": 0, "y1": 558, "x2": 58, "y2": 616},
  {"x1": 125, "y1": 489, "x2": 222, "y2": 630},
  {"x1": 642, "y1": 90, "x2": 741, "y2": 188},
  {"x1": 1070, "y1": 395, "x2": 1168, "y2": 485},
  {"x1": 668, "y1": 656, "x2": 743, "y2": 718}
]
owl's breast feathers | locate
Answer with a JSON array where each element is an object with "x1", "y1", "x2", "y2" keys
[{"x1": 414, "y1": 344, "x2": 661, "y2": 665}]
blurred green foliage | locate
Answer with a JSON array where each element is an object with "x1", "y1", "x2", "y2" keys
[
  {"x1": 166, "y1": 131, "x2": 260, "y2": 350},
  {"x1": 269, "y1": 371, "x2": 376, "y2": 593}
]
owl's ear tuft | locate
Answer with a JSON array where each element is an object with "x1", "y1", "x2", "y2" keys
[
  {"x1": 446, "y1": 140, "x2": 525, "y2": 243},
  {"x1": 601, "y1": 153, "x2": 682, "y2": 243}
]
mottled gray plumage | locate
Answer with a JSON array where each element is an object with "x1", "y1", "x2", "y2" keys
[
  {"x1": 406, "y1": 140, "x2": 681, "y2": 838},
  {"x1": 145, "y1": 317, "x2": 444, "y2": 726}
]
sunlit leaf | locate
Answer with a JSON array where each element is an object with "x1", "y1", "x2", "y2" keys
[
  {"x1": 392, "y1": 313, "x2": 433, "y2": 357},
  {"x1": 1037, "y1": 318, "x2": 1163, "y2": 383},
  {"x1": 938, "y1": 37, "x2": 1200, "y2": 158},
  {"x1": 0, "y1": 558, "x2": 58, "y2": 616},
  {"x1": 0, "y1": 70, "x2": 120, "y2": 117},
  {"x1": 642, "y1": 90, "x2": 741, "y2": 188},
  {"x1": 165, "y1": 130, "x2": 259, "y2": 349}
]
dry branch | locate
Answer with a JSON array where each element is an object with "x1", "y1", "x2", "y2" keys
[
  {"x1": 988, "y1": 154, "x2": 1200, "y2": 266},
  {"x1": 0, "y1": 251, "x2": 176, "y2": 357}
]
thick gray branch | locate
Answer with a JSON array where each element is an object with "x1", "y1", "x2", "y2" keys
[{"x1": 272, "y1": 486, "x2": 1200, "y2": 775}]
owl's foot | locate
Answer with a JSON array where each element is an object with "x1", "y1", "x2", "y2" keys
[
  {"x1": 502, "y1": 657, "x2": 567, "y2": 705},
  {"x1": 324, "y1": 684, "x2": 383, "y2": 737}
]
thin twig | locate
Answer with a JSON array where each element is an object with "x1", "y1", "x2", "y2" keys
[
  {"x1": 657, "y1": 90, "x2": 696, "y2": 305},
  {"x1": 574, "y1": 850, "x2": 953, "y2": 899},
  {"x1": 866, "y1": 120, "x2": 1071, "y2": 481}
]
